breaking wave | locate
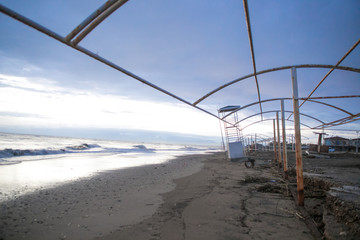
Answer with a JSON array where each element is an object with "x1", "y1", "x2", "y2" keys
[{"x1": 0, "y1": 143, "x2": 100, "y2": 159}]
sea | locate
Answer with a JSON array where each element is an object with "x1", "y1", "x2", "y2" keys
[{"x1": 0, "y1": 132, "x2": 219, "y2": 202}]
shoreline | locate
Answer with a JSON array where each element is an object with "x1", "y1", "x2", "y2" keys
[
  {"x1": 2, "y1": 151, "x2": 359, "y2": 239},
  {"x1": 0, "y1": 153, "x2": 207, "y2": 240}
]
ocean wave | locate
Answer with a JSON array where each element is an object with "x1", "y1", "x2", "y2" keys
[
  {"x1": 0, "y1": 159, "x2": 22, "y2": 165},
  {"x1": 0, "y1": 143, "x2": 100, "y2": 159},
  {"x1": 132, "y1": 144, "x2": 155, "y2": 152},
  {"x1": 0, "y1": 143, "x2": 159, "y2": 160}
]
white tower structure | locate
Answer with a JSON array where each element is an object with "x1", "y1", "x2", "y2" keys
[{"x1": 218, "y1": 106, "x2": 245, "y2": 160}]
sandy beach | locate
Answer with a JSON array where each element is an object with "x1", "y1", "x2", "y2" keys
[
  {"x1": 99, "y1": 152, "x2": 314, "y2": 240},
  {"x1": 0, "y1": 153, "x2": 205, "y2": 240},
  {"x1": 1, "y1": 151, "x2": 359, "y2": 239}
]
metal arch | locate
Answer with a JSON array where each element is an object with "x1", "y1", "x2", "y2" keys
[
  {"x1": 221, "y1": 96, "x2": 358, "y2": 120},
  {"x1": 2, "y1": 3, "x2": 359, "y2": 132},
  {"x1": 306, "y1": 99, "x2": 353, "y2": 116},
  {"x1": 243, "y1": 133, "x2": 273, "y2": 142},
  {"x1": 236, "y1": 110, "x2": 325, "y2": 125},
  {"x1": 313, "y1": 113, "x2": 360, "y2": 129},
  {"x1": 242, "y1": 0, "x2": 263, "y2": 118},
  {"x1": 0, "y1": 4, "x2": 226, "y2": 122},
  {"x1": 287, "y1": 38, "x2": 360, "y2": 120},
  {"x1": 72, "y1": 0, "x2": 129, "y2": 46},
  {"x1": 193, "y1": 64, "x2": 360, "y2": 106},
  {"x1": 65, "y1": 0, "x2": 121, "y2": 42},
  {"x1": 298, "y1": 38, "x2": 360, "y2": 109},
  {"x1": 240, "y1": 119, "x2": 312, "y2": 131}
]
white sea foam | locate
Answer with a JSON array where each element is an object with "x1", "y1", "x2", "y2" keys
[{"x1": 0, "y1": 132, "x2": 219, "y2": 201}]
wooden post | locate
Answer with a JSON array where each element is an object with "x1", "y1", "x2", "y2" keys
[
  {"x1": 276, "y1": 112, "x2": 282, "y2": 166},
  {"x1": 281, "y1": 99, "x2": 288, "y2": 178},
  {"x1": 273, "y1": 119, "x2": 277, "y2": 161},
  {"x1": 291, "y1": 67, "x2": 304, "y2": 206}
]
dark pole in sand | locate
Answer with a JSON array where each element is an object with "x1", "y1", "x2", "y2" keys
[
  {"x1": 255, "y1": 133, "x2": 257, "y2": 151},
  {"x1": 273, "y1": 119, "x2": 277, "y2": 162},
  {"x1": 291, "y1": 67, "x2": 304, "y2": 206},
  {"x1": 357, "y1": 131, "x2": 359, "y2": 153},
  {"x1": 281, "y1": 100, "x2": 288, "y2": 178},
  {"x1": 276, "y1": 112, "x2": 282, "y2": 166}
]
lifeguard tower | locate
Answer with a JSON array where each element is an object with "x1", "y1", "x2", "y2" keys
[{"x1": 218, "y1": 106, "x2": 245, "y2": 160}]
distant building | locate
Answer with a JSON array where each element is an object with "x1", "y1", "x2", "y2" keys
[
  {"x1": 350, "y1": 138, "x2": 360, "y2": 147},
  {"x1": 324, "y1": 136, "x2": 350, "y2": 146},
  {"x1": 324, "y1": 136, "x2": 355, "y2": 152}
]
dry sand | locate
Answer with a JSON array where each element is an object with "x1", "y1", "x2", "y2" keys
[
  {"x1": 1, "y1": 151, "x2": 359, "y2": 240},
  {"x1": 99, "y1": 152, "x2": 313, "y2": 240}
]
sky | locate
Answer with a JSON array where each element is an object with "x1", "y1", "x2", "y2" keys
[{"x1": 0, "y1": 0, "x2": 359, "y2": 144}]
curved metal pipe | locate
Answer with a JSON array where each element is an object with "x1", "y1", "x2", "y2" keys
[
  {"x1": 72, "y1": 0, "x2": 129, "y2": 46},
  {"x1": 306, "y1": 99, "x2": 353, "y2": 116},
  {"x1": 313, "y1": 113, "x2": 360, "y2": 129},
  {"x1": 0, "y1": 4, "x2": 221, "y2": 121},
  {"x1": 240, "y1": 118, "x2": 312, "y2": 131},
  {"x1": 193, "y1": 64, "x2": 360, "y2": 106},
  {"x1": 243, "y1": 0, "x2": 263, "y2": 117},
  {"x1": 236, "y1": 110, "x2": 325, "y2": 125},
  {"x1": 221, "y1": 96, "x2": 358, "y2": 119},
  {"x1": 65, "y1": 0, "x2": 120, "y2": 42},
  {"x1": 299, "y1": 38, "x2": 360, "y2": 109}
]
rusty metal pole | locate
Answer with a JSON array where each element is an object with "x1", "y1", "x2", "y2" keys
[
  {"x1": 276, "y1": 112, "x2": 282, "y2": 166},
  {"x1": 251, "y1": 135, "x2": 253, "y2": 151},
  {"x1": 316, "y1": 133, "x2": 324, "y2": 153},
  {"x1": 291, "y1": 67, "x2": 304, "y2": 206},
  {"x1": 281, "y1": 100, "x2": 288, "y2": 178},
  {"x1": 255, "y1": 133, "x2": 257, "y2": 151},
  {"x1": 273, "y1": 119, "x2": 277, "y2": 161}
]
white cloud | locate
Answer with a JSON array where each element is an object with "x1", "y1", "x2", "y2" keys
[
  {"x1": 0, "y1": 74, "x2": 220, "y2": 136},
  {"x1": 0, "y1": 74, "x2": 61, "y2": 92}
]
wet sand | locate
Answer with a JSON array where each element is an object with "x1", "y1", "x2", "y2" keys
[
  {"x1": 0, "y1": 153, "x2": 205, "y2": 239},
  {"x1": 1, "y1": 151, "x2": 359, "y2": 239}
]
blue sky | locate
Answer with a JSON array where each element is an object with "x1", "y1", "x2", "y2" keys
[{"x1": 0, "y1": 0, "x2": 359, "y2": 144}]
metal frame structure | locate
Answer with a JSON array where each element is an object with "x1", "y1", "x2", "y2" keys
[
  {"x1": 240, "y1": 119, "x2": 312, "y2": 131},
  {"x1": 193, "y1": 65, "x2": 360, "y2": 106},
  {"x1": 242, "y1": 0, "x2": 262, "y2": 118},
  {"x1": 1, "y1": 3, "x2": 358, "y2": 129},
  {"x1": 1, "y1": 1, "x2": 359, "y2": 206},
  {"x1": 0, "y1": 3, "x2": 219, "y2": 121},
  {"x1": 221, "y1": 96, "x2": 359, "y2": 120},
  {"x1": 218, "y1": 106, "x2": 245, "y2": 160},
  {"x1": 236, "y1": 110, "x2": 325, "y2": 126},
  {"x1": 220, "y1": 96, "x2": 360, "y2": 130}
]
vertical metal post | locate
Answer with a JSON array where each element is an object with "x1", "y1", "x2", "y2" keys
[
  {"x1": 251, "y1": 135, "x2": 253, "y2": 151},
  {"x1": 265, "y1": 139, "x2": 267, "y2": 151},
  {"x1": 276, "y1": 112, "x2": 282, "y2": 166},
  {"x1": 356, "y1": 131, "x2": 359, "y2": 153},
  {"x1": 255, "y1": 133, "x2": 257, "y2": 151},
  {"x1": 291, "y1": 67, "x2": 304, "y2": 206},
  {"x1": 273, "y1": 119, "x2": 277, "y2": 161},
  {"x1": 317, "y1": 133, "x2": 322, "y2": 153},
  {"x1": 281, "y1": 100, "x2": 288, "y2": 178},
  {"x1": 218, "y1": 113, "x2": 226, "y2": 151}
]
